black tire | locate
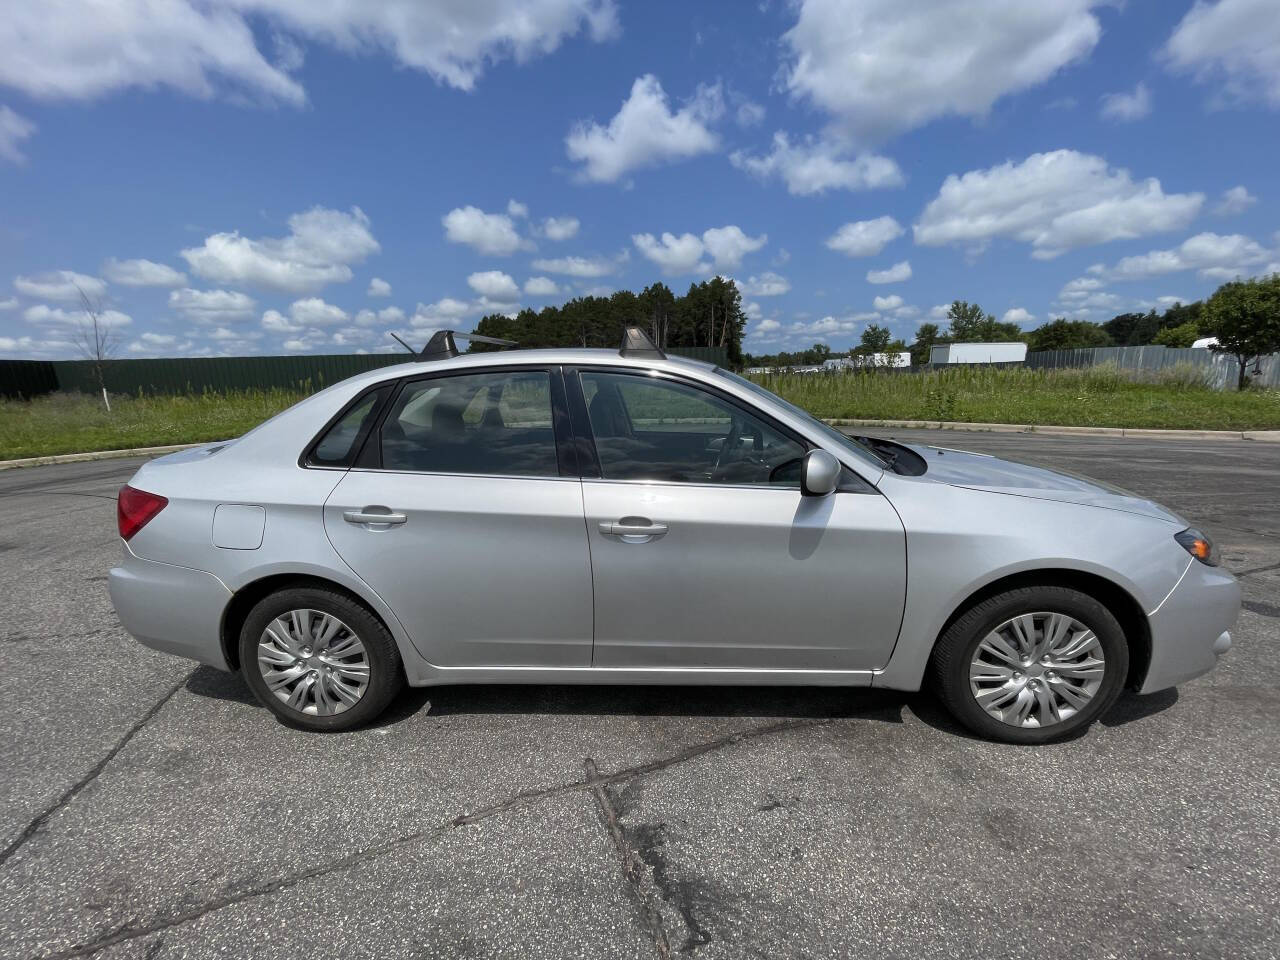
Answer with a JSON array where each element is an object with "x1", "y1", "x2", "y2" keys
[
  {"x1": 928, "y1": 585, "x2": 1128, "y2": 745},
  {"x1": 239, "y1": 586, "x2": 404, "y2": 732}
]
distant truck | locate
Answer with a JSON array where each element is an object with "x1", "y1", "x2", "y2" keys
[
  {"x1": 929, "y1": 341, "x2": 1027, "y2": 364},
  {"x1": 823, "y1": 352, "x2": 912, "y2": 370}
]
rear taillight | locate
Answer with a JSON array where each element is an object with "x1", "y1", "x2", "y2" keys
[{"x1": 117, "y1": 485, "x2": 168, "y2": 541}]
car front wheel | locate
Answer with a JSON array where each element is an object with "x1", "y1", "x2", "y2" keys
[
  {"x1": 239, "y1": 586, "x2": 404, "y2": 732},
  {"x1": 929, "y1": 585, "x2": 1129, "y2": 744}
]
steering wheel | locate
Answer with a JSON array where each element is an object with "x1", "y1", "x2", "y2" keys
[{"x1": 711, "y1": 417, "x2": 743, "y2": 480}]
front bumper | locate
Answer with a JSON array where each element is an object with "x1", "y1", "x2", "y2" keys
[
  {"x1": 109, "y1": 544, "x2": 233, "y2": 670},
  {"x1": 1141, "y1": 558, "x2": 1241, "y2": 693}
]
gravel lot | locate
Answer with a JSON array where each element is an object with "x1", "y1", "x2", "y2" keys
[{"x1": 1, "y1": 429, "x2": 1277, "y2": 960}]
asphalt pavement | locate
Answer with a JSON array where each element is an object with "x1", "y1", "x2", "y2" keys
[{"x1": 1, "y1": 429, "x2": 1277, "y2": 959}]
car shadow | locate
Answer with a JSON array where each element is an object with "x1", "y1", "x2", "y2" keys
[{"x1": 185, "y1": 665, "x2": 1179, "y2": 738}]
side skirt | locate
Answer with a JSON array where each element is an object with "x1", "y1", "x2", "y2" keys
[{"x1": 406, "y1": 664, "x2": 878, "y2": 688}]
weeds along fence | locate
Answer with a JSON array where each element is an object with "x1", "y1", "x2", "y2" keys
[
  {"x1": 0, "y1": 347, "x2": 730, "y2": 399},
  {"x1": 1025, "y1": 345, "x2": 1280, "y2": 390}
]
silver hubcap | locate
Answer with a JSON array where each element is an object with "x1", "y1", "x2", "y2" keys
[
  {"x1": 969, "y1": 612, "x2": 1106, "y2": 729},
  {"x1": 257, "y1": 609, "x2": 370, "y2": 716}
]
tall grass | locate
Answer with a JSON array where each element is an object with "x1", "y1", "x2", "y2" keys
[
  {"x1": 2, "y1": 365, "x2": 1278, "y2": 460},
  {"x1": 751, "y1": 364, "x2": 1280, "y2": 430},
  {"x1": 0, "y1": 388, "x2": 307, "y2": 460}
]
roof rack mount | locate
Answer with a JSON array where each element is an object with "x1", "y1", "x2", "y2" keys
[{"x1": 620, "y1": 325, "x2": 665, "y2": 360}]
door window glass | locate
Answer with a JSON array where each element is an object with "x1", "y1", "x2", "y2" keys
[
  {"x1": 380, "y1": 370, "x2": 559, "y2": 476},
  {"x1": 580, "y1": 371, "x2": 805, "y2": 486}
]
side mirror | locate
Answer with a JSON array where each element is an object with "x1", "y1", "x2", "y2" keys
[{"x1": 801, "y1": 449, "x2": 840, "y2": 497}]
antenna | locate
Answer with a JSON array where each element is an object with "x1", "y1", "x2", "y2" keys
[{"x1": 389, "y1": 332, "x2": 416, "y2": 354}]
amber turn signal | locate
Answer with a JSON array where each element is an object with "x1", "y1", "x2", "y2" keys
[{"x1": 1174, "y1": 528, "x2": 1220, "y2": 567}]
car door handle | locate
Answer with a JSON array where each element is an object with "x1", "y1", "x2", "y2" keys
[
  {"x1": 343, "y1": 508, "x2": 407, "y2": 525},
  {"x1": 599, "y1": 519, "x2": 668, "y2": 538}
]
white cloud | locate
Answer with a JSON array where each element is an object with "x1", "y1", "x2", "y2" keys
[
  {"x1": 14, "y1": 270, "x2": 107, "y2": 302},
  {"x1": 1093, "y1": 232, "x2": 1275, "y2": 281},
  {"x1": 530, "y1": 253, "x2": 621, "y2": 277},
  {"x1": 740, "y1": 272, "x2": 791, "y2": 297},
  {"x1": 735, "y1": 99, "x2": 766, "y2": 128},
  {"x1": 873, "y1": 294, "x2": 904, "y2": 311},
  {"x1": 25, "y1": 303, "x2": 132, "y2": 328},
  {"x1": 914, "y1": 150, "x2": 1204, "y2": 259},
  {"x1": 1214, "y1": 185, "x2": 1257, "y2": 216},
  {"x1": 261, "y1": 309, "x2": 303, "y2": 334},
  {"x1": 1002, "y1": 307, "x2": 1036, "y2": 325},
  {"x1": 507, "y1": 199, "x2": 529, "y2": 218},
  {"x1": 1099, "y1": 82, "x2": 1152, "y2": 122},
  {"x1": 367, "y1": 276, "x2": 391, "y2": 297},
  {"x1": 565, "y1": 74, "x2": 722, "y2": 183},
  {"x1": 467, "y1": 270, "x2": 521, "y2": 302},
  {"x1": 353, "y1": 306, "x2": 405, "y2": 327},
  {"x1": 181, "y1": 206, "x2": 378, "y2": 293},
  {"x1": 411, "y1": 297, "x2": 477, "y2": 328},
  {"x1": 289, "y1": 296, "x2": 348, "y2": 326},
  {"x1": 825, "y1": 216, "x2": 904, "y2": 257},
  {"x1": 867, "y1": 260, "x2": 912, "y2": 284},
  {"x1": 1058, "y1": 276, "x2": 1106, "y2": 302},
  {"x1": 0, "y1": 105, "x2": 35, "y2": 165},
  {"x1": 632, "y1": 232, "x2": 710, "y2": 276},
  {"x1": 701, "y1": 225, "x2": 767, "y2": 269},
  {"x1": 524, "y1": 276, "x2": 561, "y2": 296},
  {"x1": 169, "y1": 287, "x2": 256, "y2": 323},
  {"x1": 128, "y1": 331, "x2": 183, "y2": 355},
  {"x1": 442, "y1": 205, "x2": 526, "y2": 256},
  {"x1": 730, "y1": 132, "x2": 903, "y2": 195},
  {"x1": 929, "y1": 304, "x2": 950, "y2": 320},
  {"x1": 781, "y1": 0, "x2": 1103, "y2": 143},
  {"x1": 102, "y1": 258, "x2": 187, "y2": 287},
  {"x1": 542, "y1": 216, "x2": 580, "y2": 240},
  {"x1": 753, "y1": 317, "x2": 782, "y2": 334},
  {"x1": 1163, "y1": 0, "x2": 1280, "y2": 107},
  {"x1": 0, "y1": 1, "x2": 616, "y2": 104},
  {"x1": 0, "y1": 297, "x2": 17, "y2": 310}
]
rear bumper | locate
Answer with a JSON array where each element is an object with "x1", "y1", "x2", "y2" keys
[
  {"x1": 1140, "y1": 559, "x2": 1241, "y2": 693},
  {"x1": 109, "y1": 544, "x2": 233, "y2": 671}
]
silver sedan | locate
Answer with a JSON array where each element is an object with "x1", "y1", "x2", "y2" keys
[{"x1": 109, "y1": 329, "x2": 1239, "y2": 743}]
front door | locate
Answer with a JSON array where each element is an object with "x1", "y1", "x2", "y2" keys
[
  {"x1": 573, "y1": 368, "x2": 906, "y2": 671},
  {"x1": 323, "y1": 367, "x2": 593, "y2": 668}
]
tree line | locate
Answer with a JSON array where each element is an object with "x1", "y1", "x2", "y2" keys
[{"x1": 471, "y1": 277, "x2": 748, "y2": 365}]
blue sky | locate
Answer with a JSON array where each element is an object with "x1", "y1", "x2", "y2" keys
[{"x1": 1, "y1": 0, "x2": 1277, "y2": 359}]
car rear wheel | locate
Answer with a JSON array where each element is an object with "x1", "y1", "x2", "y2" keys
[
  {"x1": 239, "y1": 586, "x2": 404, "y2": 732},
  {"x1": 929, "y1": 585, "x2": 1128, "y2": 744}
]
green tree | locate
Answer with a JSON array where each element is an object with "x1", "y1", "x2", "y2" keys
[
  {"x1": 1202, "y1": 274, "x2": 1280, "y2": 388},
  {"x1": 945, "y1": 301, "x2": 1024, "y2": 342},
  {"x1": 1151, "y1": 320, "x2": 1200, "y2": 348},
  {"x1": 1026, "y1": 318, "x2": 1112, "y2": 352},
  {"x1": 909, "y1": 322, "x2": 940, "y2": 366}
]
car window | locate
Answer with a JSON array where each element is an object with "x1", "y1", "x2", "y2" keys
[
  {"x1": 308, "y1": 388, "x2": 387, "y2": 467},
  {"x1": 380, "y1": 370, "x2": 559, "y2": 477},
  {"x1": 580, "y1": 371, "x2": 805, "y2": 486}
]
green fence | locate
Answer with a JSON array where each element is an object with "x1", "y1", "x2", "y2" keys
[{"x1": 1, "y1": 346, "x2": 728, "y2": 399}]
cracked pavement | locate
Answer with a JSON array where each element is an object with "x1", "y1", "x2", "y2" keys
[{"x1": 1, "y1": 429, "x2": 1278, "y2": 959}]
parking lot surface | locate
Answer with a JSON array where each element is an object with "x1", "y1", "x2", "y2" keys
[{"x1": 1, "y1": 429, "x2": 1277, "y2": 959}]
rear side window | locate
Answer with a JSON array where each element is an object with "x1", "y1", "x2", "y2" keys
[
  {"x1": 379, "y1": 370, "x2": 559, "y2": 477},
  {"x1": 306, "y1": 386, "x2": 390, "y2": 467}
]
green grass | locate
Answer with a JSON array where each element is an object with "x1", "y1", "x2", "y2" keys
[
  {"x1": 752, "y1": 365, "x2": 1280, "y2": 431},
  {"x1": 0, "y1": 389, "x2": 306, "y2": 460},
  {"x1": 2, "y1": 365, "x2": 1278, "y2": 460}
]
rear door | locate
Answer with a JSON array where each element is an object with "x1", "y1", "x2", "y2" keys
[
  {"x1": 570, "y1": 367, "x2": 906, "y2": 671},
  {"x1": 322, "y1": 366, "x2": 593, "y2": 668}
]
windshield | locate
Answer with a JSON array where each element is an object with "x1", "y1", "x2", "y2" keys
[{"x1": 713, "y1": 368, "x2": 888, "y2": 470}]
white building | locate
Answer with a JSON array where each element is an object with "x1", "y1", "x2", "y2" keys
[
  {"x1": 822, "y1": 352, "x2": 911, "y2": 370},
  {"x1": 929, "y1": 341, "x2": 1027, "y2": 364}
]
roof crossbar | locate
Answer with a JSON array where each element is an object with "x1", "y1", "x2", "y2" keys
[
  {"x1": 390, "y1": 330, "x2": 518, "y2": 361},
  {"x1": 619, "y1": 325, "x2": 665, "y2": 360}
]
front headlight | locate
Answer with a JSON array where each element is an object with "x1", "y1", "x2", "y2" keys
[{"x1": 1175, "y1": 528, "x2": 1220, "y2": 566}]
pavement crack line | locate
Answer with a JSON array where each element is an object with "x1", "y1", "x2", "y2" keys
[
  {"x1": 585, "y1": 758, "x2": 672, "y2": 960},
  {"x1": 0, "y1": 672, "x2": 192, "y2": 872},
  {"x1": 24, "y1": 716, "x2": 831, "y2": 960}
]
